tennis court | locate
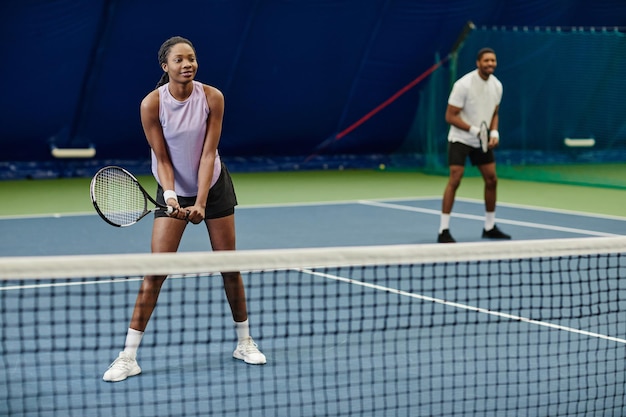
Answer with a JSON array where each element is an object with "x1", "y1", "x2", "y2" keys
[
  {"x1": 0, "y1": 196, "x2": 625, "y2": 257},
  {"x1": 3, "y1": 2, "x2": 626, "y2": 414},
  {"x1": 2, "y1": 177, "x2": 626, "y2": 416}
]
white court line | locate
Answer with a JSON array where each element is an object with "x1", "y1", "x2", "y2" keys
[
  {"x1": 300, "y1": 268, "x2": 626, "y2": 345},
  {"x1": 242, "y1": 197, "x2": 626, "y2": 221},
  {"x1": 0, "y1": 273, "x2": 203, "y2": 291},
  {"x1": 0, "y1": 277, "x2": 142, "y2": 291},
  {"x1": 1, "y1": 196, "x2": 624, "y2": 221},
  {"x1": 459, "y1": 197, "x2": 626, "y2": 221},
  {"x1": 357, "y1": 200, "x2": 622, "y2": 237}
]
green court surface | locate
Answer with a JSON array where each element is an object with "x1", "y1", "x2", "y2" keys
[
  {"x1": 497, "y1": 163, "x2": 626, "y2": 190},
  {"x1": 1, "y1": 169, "x2": 624, "y2": 218}
]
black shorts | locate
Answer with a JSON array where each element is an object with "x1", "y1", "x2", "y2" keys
[
  {"x1": 447, "y1": 141, "x2": 495, "y2": 166},
  {"x1": 154, "y1": 163, "x2": 238, "y2": 220}
]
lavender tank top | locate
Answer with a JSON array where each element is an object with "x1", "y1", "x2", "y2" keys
[{"x1": 152, "y1": 80, "x2": 221, "y2": 197}]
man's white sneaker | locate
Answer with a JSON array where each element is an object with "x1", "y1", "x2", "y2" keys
[
  {"x1": 102, "y1": 351, "x2": 141, "y2": 382},
  {"x1": 233, "y1": 337, "x2": 267, "y2": 365}
]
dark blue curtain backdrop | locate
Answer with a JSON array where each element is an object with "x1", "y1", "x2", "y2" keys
[{"x1": 1, "y1": 0, "x2": 625, "y2": 174}]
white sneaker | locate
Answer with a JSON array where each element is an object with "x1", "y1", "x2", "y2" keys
[
  {"x1": 102, "y1": 351, "x2": 142, "y2": 382},
  {"x1": 233, "y1": 337, "x2": 267, "y2": 365}
]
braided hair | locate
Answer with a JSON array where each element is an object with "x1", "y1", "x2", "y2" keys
[{"x1": 156, "y1": 36, "x2": 196, "y2": 88}]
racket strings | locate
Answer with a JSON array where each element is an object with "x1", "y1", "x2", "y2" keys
[
  {"x1": 479, "y1": 123, "x2": 489, "y2": 152},
  {"x1": 93, "y1": 168, "x2": 147, "y2": 225}
]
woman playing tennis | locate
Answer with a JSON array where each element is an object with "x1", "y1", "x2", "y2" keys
[{"x1": 103, "y1": 36, "x2": 266, "y2": 382}]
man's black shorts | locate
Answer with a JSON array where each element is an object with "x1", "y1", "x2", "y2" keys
[{"x1": 448, "y1": 141, "x2": 495, "y2": 166}]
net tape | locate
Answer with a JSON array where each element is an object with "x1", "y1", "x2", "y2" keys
[{"x1": 2, "y1": 236, "x2": 625, "y2": 280}]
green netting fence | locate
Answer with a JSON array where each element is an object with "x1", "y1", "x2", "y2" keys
[{"x1": 400, "y1": 26, "x2": 626, "y2": 189}]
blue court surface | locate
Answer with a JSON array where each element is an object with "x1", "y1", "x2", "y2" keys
[
  {"x1": 1, "y1": 198, "x2": 626, "y2": 417},
  {"x1": 1, "y1": 197, "x2": 624, "y2": 256}
]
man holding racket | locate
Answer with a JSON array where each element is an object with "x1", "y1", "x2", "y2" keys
[
  {"x1": 103, "y1": 36, "x2": 265, "y2": 382},
  {"x1": 437, "y1": 47, "x2": 511, "y2": 243}
]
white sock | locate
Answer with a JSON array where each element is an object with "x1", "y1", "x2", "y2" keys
[
  {"x1": 235, "y1": 319, "x2": 250, "y2": 342},
  {"x1": 485, "y1": 212, "x2": 495, "y2": 231},
  {"x1": 439, "y1": 214, "x2": 451, "y2": 233},
  {"x1": 123, "y1": 328, "x2": 144, "y2": 357}
]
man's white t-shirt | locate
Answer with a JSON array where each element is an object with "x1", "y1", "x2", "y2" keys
[{"x1": 447, "y1": 69, "x2": 502, "y2": 148}]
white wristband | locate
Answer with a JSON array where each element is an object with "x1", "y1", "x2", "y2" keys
[
  {"x1": 469, "y1": 126, "x2": 480, "y2": 137},
  {"x1": 489, "y1": 130, "x2": 499, "y2": 139},
  {"x1": 163, "y1": 190, "x2": 177, "y2": 205}
]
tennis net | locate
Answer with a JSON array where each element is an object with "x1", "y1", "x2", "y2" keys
[{"x1": 2, "y1": 237, "x2": 626, "y2": 416}]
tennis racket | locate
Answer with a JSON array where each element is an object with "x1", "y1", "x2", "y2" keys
[
  {"x1": 478, "y1": 121, "x2": 489, "y2": 153},
  {"x1": 90, "y1": 166, "x2": 173, "y2": 227}
]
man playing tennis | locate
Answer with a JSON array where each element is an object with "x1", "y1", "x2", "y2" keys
[
  {"x1": 437, "y1": 47, "x2": 511, "y2": 244},
  {"x1": 103, "y1": 36, "x2": 266, "y2": 382}
]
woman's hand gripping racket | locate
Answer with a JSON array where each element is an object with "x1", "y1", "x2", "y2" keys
[
  {"x1": 90, "y1": 166, "x2": 173, "y2": 227},
  {"x1": 478, "y1": 121, "x2": 490, "y2": 153}
]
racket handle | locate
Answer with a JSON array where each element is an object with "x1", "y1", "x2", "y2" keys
[{"x1": 166, "y1": 206, "x2": 174, "y2": 214}]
